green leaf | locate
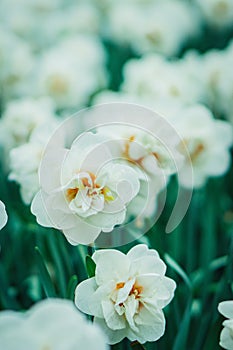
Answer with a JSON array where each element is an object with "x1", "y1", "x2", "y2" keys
[
  {"x1": 164, "y1": 253, "x2": 192, "y2": 290},
  {"x1": 66, "y1": 275, "x2": 78, "y2": 300},
  {"x1": 35, "y1": 246, "x2": 56, "y2": 298},
  {"x1": 85, "y1": 255, "x2": 96, "y2": 278}
]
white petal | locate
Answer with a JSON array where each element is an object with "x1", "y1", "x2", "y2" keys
[
  {"x1": 130, "y1": 256, "x2": 167, "y2": 276},
  {"x1": 133, "y1": 306, "x2": 165, "y2": 343},
  {"x1": 102, "y1": 300, "x2": 126, "y2": 330},
  {"x1": 31, "y1": 191, "x2": 54, "y2": 227},
  {"x1": 128, "y1": 141, "x2": 147, "y2": 160},
  {"x1": 103, "y1": 163, "x2": 140, "y2": 204},
  {"x1": 124, "y1": 295, "x2": 139, "y2": 332},
  {"x1": 94, "y1": 317, "x2": 126, "y2": 345},
  {"x1": 127, "y1": 244, "x2": 159, "y2": 260},
  {"x1": 115, "y1": 278, "x2": 135, "y2": 305},
  {"x1": 218, "y1": 301, "x2": 233, "y2": 319},
  {"x1": 93, "y1": 250, "x2": 130, "y2": 286},
  {"x1": 75, "y1": 278, "x2": 98, "y2": 315},
  {"x1": 219, "y1": 326, "x2": 233, "y2": 350},
  {"x1": 0, "y1": 201, "x2": 7, "y2": 230},
  {"x1": 63, "y1": 220, "x2": 101, "y2": 245},
  {"x1": 40, "y1": 147, "x2": 69, "y2": 193}
]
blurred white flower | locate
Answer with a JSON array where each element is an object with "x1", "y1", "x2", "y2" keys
[
  {"x1": 195, "y1": 0, "x2": 233, "y2": 28},
  {"x1": 122, "y1": 54, "x2": 204, "y2": 110},
  {"x1": 35, "y1": 35, "x2": 106, "y2": 109},
  {"x1": 218, "y1": 300, "x2": 233, "y2": 350},
  {"x1": 0, "y1": 200, "x2": 7, "y2": 230},
  {"x1": 0, "y1": 298, "x2": 108, "y2": 350},
  {"x1": 75, "y1": 244, "x2": 176, "y2": 344},
  {"x1": 31, "y1": 132, "x2": 140, "y2": 245},
  {"x1": 0, "y1": 27, "x2": 34, "y2": 99},
  {"x1": 104, "y1": 0, "x2": 200, "y2": 56},
  {"x1": 175, "y1": 105, "x2": 233, "y2": 188},
  {"x1": 0, "y1": 97, "x2": 57, "y2": 150},
  {"x1": 9, "y1": 121, "x2": 59, "y2": 205},
  {"x1": 97, "y1": 124, "x2": 183, "y2": 178}
]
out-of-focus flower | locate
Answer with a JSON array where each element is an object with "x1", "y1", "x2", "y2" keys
[
  {"x1": 0, "y1": 200, "x2": 7, "y2": 230},
  {"x1": 9, "y1": 121, "x2": 59, "y2": 205},
  {"x1": 97, "y1": 124, "x2": 183, "y2": 178},
  {"x1": 0, "y1": 27, "x2": 34, "y2": 99},
  {"x1": 35, "y1": 35, "x2": 106, "y2": 109},
  {"x1": 75, "y1": 244, "x2": 176, "y2": 344},
  {"x1": 175, "y1": 105, "x2": 233, "y2": 188},
  {"x1": 0, "y1": 97, "x2": 57, "y2": 150},
  {"x1": 195, "y1": 0, "x2": 233, "y2": 28},
  {"x1": 0, "y1": 298, "x2": 108, "y2": 350},
  {"x1": 104, "y1": 0, "x2": 200, "y2": 56},
  {"x1": 31, "y1": 132, "x2": 140, "y2": 245},
  {"x1": 122, "y1": 54, "x2": 204, "y2": 110},
  {"x1": 218, "y1": 300, "x2": 233, "y2": 349}
]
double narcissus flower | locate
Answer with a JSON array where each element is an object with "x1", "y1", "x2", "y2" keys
[
  {"x1": 175, "y1": 105, "x2": 233, "y2": 188},
  {"x1": 0, "y1": 299, "x2": 108, "y2": 350},
  {"x1": 31, "y1": 132, "x2": 140, "y2": 245},
  {"x1": 218, "y1": 300, "x2": 233, "y2": 350},
  {"x1": 75, "y1": 244, "x2": 176, "y2": 344}
]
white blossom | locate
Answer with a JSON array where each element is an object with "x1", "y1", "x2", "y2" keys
[
  {"x1": 195, "y1": 0, "x2": 233, "y2": 28},
  {"x1": 218, "y1": 300, "x2": 233, "y2": 350},
  {"x1": 0, "y1": 27, "x2": 34, "y2": 99},
  {"x1": 104, "y1": 0, "x2": 200, "y2": 56},
  {"x1": 0, "y1": 298, "x2": 108, "y2": 350},
  {"x1": 31, "y1": 132, "x2": 140, "y2": 245},
  {"x1": 0, "y1": 97, "x2": 57, "y2": 150},
  {"x1": 0, "y1": 200, "x2": 7, "y2": 230},
  {"x1": 75, "y1": 244, "x2": 176, "y2": 344},
  {"x1": 9, "y1": 121, "x2": 59, "y2": 205},
  {"x1": 175, "y1": 105, "x2": 233, "y2": 188},
  {"x1": 35, "y1": 35, "x2": 106, "y2": 109}
]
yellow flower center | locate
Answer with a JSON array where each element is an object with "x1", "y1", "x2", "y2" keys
[{"x1": 65, "y1": 172, "x2": 115, "y2": 203}]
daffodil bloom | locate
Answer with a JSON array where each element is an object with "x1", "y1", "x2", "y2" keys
[
  {"x1": 31, "y1": 132, "x2": 140, "y2": 245},
  {"x1": 0, "y1": 299, "x2": 108, "y2": 350},
  {"x1": 218, "y1": 300, "x2": 233, "y2": 349},
  {"x1": 0, "y1": 200, "x2": 7, "y2": 230},
  {"x1": 75, "y1": 244, "x2": 176, "y2": 344}
]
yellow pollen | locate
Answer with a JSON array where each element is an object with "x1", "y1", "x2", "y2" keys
[
  {"x1": 191, "y1": 143, "x2": 205, "y2": 162},
  {"x1": 116, "y1": 282, "x2": 125, "y2": 290},
  {"x1": 66, "y1": 187, "x2": 79, "y2": 202},
  {"x1": 101, "y1": 186, "x2": 115, "y2": 202},
  {"x1": 130, "y1": 284, "x2": 143, "y2": 299}
]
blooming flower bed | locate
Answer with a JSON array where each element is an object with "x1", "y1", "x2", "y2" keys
[{"x1": 0, "y1": 0, "x2": 233, "y2": 349}]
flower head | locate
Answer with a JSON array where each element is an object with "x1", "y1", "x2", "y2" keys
[
  {"x1": 0, "y1": 298, "x2": 108, "y2": 350},
  {"x1": 31, "y1": 132, "x2": 140, "y2": 245},
  {"x1": 218, "y1": 300, "x2": 233, "y2": 349},
  {"x1": 75, "y1": 244, "x2": 176, "y2": 344}
]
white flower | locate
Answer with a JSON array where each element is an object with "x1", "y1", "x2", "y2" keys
[
  {"x1": 175, "y1": 105, "x2": 233, "y2": 188},
  {"x1": 195, "y1": 0, "x2": 233, "y2": 28},
  {"x1": 0, "y1": 200, "x2": 7, "y2": 230},
  {"x1": 0, "y1": 27, "x2": 34, "y2": 99},
  {"x1": 0, "y1": 97, "x2": 57, "y2": 150},
  {"x1": 122, "y1": 54, "x2": 204, "y2": 109},
  {"x1": 9, "y1": 121, "x2": 59, "y2": 205},
  {"x1": 75, "y1": 244, "x2": 176, "y2": 344},
  {"x1": 0, "y1": 298, "x2": 108, "y2": 350},
  {"x1": 104, "y1": 0, "x2": 199, "y2": 56},
  {"x1": 218, "y1": 300, "x2": 233, "y2": 349},
  {"x1": 35, "y1": 35, "x2": 106, "y2": 109},
  {"x1": 31, "y1": 132, "x2": 140, "y2": 245}
]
